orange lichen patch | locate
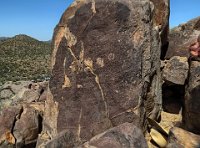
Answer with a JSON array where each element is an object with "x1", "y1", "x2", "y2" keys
[
  {"x1": 5, "y1": 132, "x2": 15, "y2": 144},
  {"x1": 0, "y1": 131, "x2": 15, "y2": 144}
]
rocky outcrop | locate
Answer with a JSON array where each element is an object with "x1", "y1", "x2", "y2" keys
[
  {"x1": 38, "y1": 0, "x2": 169, "y2": 146},
  {"x1": 0, "y1": 104, "x2": 44, "y2": 148},
  {"x1": 184, "y1": 61, "x2": 200, "y2": 134},
  {"x1": 0, "y1": 106, "x2": 22, "y2": 145},
  {"x1": 0, "y1": 81, "x2": 48, "y2": 148},
  {"x1": 167, "y1": 127, "x2": 200, "y2": 148},
  {"x1": 13, "y1": 105, "x2": 42, "y2": 147},
  {"x1": 0, "y1": 81, "x2": 48, "y2": 110},
  {"x1": 0, "y1": 81, "x2": 31, "y2": 110},
  {"x1": 165, "y1": 17, "x2": 200, "y2": 59}
]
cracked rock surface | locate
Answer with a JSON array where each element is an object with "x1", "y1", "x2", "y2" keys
[{"x1": 38, "y1": 0, "x2": 169, "y2": 147}]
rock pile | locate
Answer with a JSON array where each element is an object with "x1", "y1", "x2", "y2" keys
[{"x1": 0, "y1": 81, "x2": 47, "y2": 147}]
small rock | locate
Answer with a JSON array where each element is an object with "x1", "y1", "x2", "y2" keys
[
  {"x1": 81, "y1": 122, "x2": 148, "y2": 148},
  {"x1": 162, "y1": 56, "x2": 189, "y2": 85},
  {"x1": 167, "y1": 127, "x2": 200, "y2": 148}
]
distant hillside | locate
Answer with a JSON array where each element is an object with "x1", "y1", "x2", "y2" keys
[
  {"x1": 0, "y1": 34, "x2": 51, "y2": 83},
  {"x1": 0, "y1": 37, "x2": 9, "y2": 40}
]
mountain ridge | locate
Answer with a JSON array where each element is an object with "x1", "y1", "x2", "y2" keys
[{"x1": 0, "y1": 34, "x2": 51, "y2": 83}]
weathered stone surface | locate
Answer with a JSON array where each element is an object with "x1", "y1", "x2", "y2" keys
[
  {"x1": 150, "y1": 0, "x2": 169, "y2": 59},
  {"x1": 39, "y1": 0, "x2": 169, "y2": 146},
  {"x1": 162, "y1": 56, "x2": 189, "y2": 85},
  {"x1": 37, "y1": 130, "x2": 79, "y2": 148},
  {"x1": 13, "y1": 105, "x2": 41, "y2": 147},
  {"x1": 0, "y1": 106, "x2": 22, "y2": 145},
  {"x1": 184, "y1": 61, "x2": 200, "y2": 134},
  {"x1": 0, "y1": 81, "x2": 31, "y2": 110},
  {"x1": 81, "y1": 122, "x2": 148, "y2": 148},
  {"x1": 0, "y1": 81, "x2": 48, "y2": 111},
  {"x1": 167, "y1": 127, "x2": 200, "y2": 148},
  {"x1": 166, "y1": 17, "x2": 200, "y2": 59},
  {"x1": 12, "y1": 81, "x2": 48, "y2": 104}
]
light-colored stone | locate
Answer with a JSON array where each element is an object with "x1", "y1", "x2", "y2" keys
[
  {"x1": 167, "y1": 127, "x2": 200, "y2": 148},
  {"x1": 13, "y1": 105, "x2": 41, "y2": 147}
]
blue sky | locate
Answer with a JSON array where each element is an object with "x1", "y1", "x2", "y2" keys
[
  {"x1": 0, "y1": 0, "x2": 199, "y2": 41},
  {"x1": 170, "y1": 0, "x2": 200, "y2": 28}
]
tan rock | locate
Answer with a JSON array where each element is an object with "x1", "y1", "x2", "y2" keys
[
  {"x1": 0, "y1": 106, "x2": 22, "y2": 146},
  {"x1": 13, "y1": 105, "x2": 41, "y2": 147},
  {"x1": 167, "y1": 127, "x2": 200, "y2": 148}
]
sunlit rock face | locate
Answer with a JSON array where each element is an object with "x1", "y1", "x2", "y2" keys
[
  {"x1": 38, "y1": 0, "x2": 169, "y2": 146},
  {"x1": 165, "y1": 16, "x2": 200, "y2": 59}
]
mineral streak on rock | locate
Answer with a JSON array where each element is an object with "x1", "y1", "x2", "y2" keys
[{"x1": 39, "y1": 0, "x2": 168, "y2": 146}]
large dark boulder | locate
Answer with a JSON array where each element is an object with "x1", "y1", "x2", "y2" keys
[
  {"x1": 81, "y1": 122, "x2": 148, "y2": 148},
  {"x1": 38, "y1": 0, "x2": 169, "y2": 146}
]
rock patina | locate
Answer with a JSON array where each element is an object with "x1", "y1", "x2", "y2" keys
[{"x1": 38, "y1": 0, "x2": 168, "y2": 146}]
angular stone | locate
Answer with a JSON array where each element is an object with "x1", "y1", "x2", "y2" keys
[
  {"x1": 13, "y1": 105, "x2": 41, "y2": 147},
  {"x1": 166, "y1": 17, "x2": 200, "y2": 59},
  {"x1": 162, "y1": 56, "x2": 189, "y2": 85},
  {"x1": 81, "y1": 122, "x2": 148, "y2": 148},
  {"x1": 167, "y1": 127, "x2": 200, "y2": 148},
  {"x1": 0, "y1": 81, "x2": 30, "y2": 110},
  {"x1": 39, "y1": 0, "x2": 169, "y2": 146},
  {"x1": 11, "y1": 81, "x2": 48, "y2": 105},
  {"x1": 0, "y1": 106, "x2": 22, "y2": 145},
  {"x1": 184, "y1": 61, "x2": 200, "y2": 134}
]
